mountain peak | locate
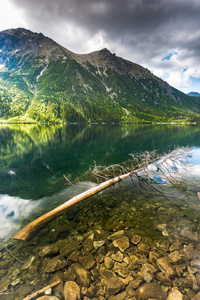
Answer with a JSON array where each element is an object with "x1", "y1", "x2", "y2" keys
[
  {"x1": 2, "y1": 27, "x2": 37, "y2": 37},
  {"x1": 0, "y1": 27, "x2": 200, "y2": 123},
  {"x1": 187, "y1": 91, "x2": 200, "y2": 97},
  {"x1": 99, "y1": 48, "x2": 112, "y2": 54}
]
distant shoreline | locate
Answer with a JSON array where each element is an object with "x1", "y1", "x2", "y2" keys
[{"x1": 0, "y1": 121, "x2": 198, "y2": 125}]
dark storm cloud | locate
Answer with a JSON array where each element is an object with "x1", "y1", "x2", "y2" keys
[
  {"x1": 8, "y1": 0, "x2": 200, "y2": 54},
  {"x1": 8, "y1": 0, "x2": 200, "y2": 92}
]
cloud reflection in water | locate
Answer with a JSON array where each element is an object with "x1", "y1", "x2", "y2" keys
[{"x1": 0, "y1": 194, "x2": 40, "y2": 239}]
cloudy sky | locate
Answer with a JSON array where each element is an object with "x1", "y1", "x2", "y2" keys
[{"x1": 0, "y1": 0, "x2": 200, "y2": 94}]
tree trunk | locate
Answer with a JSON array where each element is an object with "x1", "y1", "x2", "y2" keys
[{"x1": 13, "y1": 172, "x2": 132, "y2": 241}]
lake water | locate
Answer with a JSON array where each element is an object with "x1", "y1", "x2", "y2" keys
[
  {"x1": 1, "y1": 123, "x2": 200, "y2": 240},
  {"x1": 2, "y1": 124, "x2": 200, "y2": 299}
]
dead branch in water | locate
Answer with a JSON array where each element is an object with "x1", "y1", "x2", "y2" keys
[
  {"x1": 13, "y1": 148, "x2": 191, "y2": 241},
  {"x1": 91, "y1": 147, "x2": 191, "y2": 188},
  {"x1": 23, "y1": 280, "x2": 60, "y2": 300},
  {"x1": 91, "y1": 150, "x2": 159, "y2": 183}
]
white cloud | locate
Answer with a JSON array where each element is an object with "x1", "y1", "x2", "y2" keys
[
  {"x1": 148, "y1": 48, "x2": 200, "y2": 93},
  {"x1": 86, "y1": 31, "x2": 109, "y2": 53},
  {"x1": 0, "y1": 0, "x2": 27, "y2": 31}
]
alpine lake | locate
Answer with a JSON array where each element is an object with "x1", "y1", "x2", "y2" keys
[{"x1": 1, "y1": 123, "x2": 200, "y2": 300}]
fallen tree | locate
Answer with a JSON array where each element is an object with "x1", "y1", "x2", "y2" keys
[
  {"x1": 13, "y1": 148, "x2": 191, "y2": 241},
  {"x1": 13, "y1": 169, "x2": 141, "y2": 241}
]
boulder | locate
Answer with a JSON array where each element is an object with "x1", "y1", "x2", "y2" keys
[
  {"x1": 63, "y1": 281, "x2": 80, "y2": 300},
  {"x1": 104, "y1": 256, "x2": 114, "y2": 269},
  {"x1": 130, "y1": 234, "x2": 141, "y2": 245},
  {"x1": 82, "y1": 235, "x2": 94, "y2": 252},
  {"x1": 105, "y1": 277, "x2": 125, "y2": 295},
  {"x1": 100, "y1": 268, "x2": 116, "y2": 280},
  {"x1": 166, "y1": 289, "x2": 184, "y2": 300},
  {"x1": 128, "y1": 278, "x2": 143, "y2": 289},
  {"x1": 170, "y1": 241, "x2": 180, "y2": 252},
  {"x1": 111, "y1": 251, "x2": 124, "y2": 262},
  {"x1": 181, "y1": 245, "x2": 199, "y2": 260},
  {"x1": 113, "y1": 236, "x2": 130, "y2": 252},
  {"x1": 39, "y1": 244, "x2": 59, "y2": 257},
  {"x1": 141, "y1": 263, "x2": 157, "y2": 276},
  {"x1": 57, "y1": 239, "x2": 80, "y2": 257},
  {"x1": 168, "y1": 251, "x2": 182, "y2": 263},
  {"x1": 108, "y1": 230, "x2": 125, "y2": 241},
  {"x1": 114, "y1": 263, "x2": 131, "y2": 278},
  {"x1": 156, "y1": 272, "x2": 172, "y2": 286},
  {"x1": 137, "y1": 242, "x2": 150, "y2": 256},
  {"x1": 180, "y1": 228, "x2": 198, "y2": 242},
  {"x1": 156, "y1": 257, "x2": 176, "y2": 278},
  {"x1": 44, "y1": 256, "x2": 68, "y2": 273},
  {"x1": 136, "y1": 282, "x2": 167, "y2": 300},
  {"x1": 78, "y1": 253, "x2": 96, "y2": 269},
  {"x1": 93, "y1": 240, "x2": 105, "y2": 249},
  {"x1": 71, "y1": 263, "x2": 91, "y2": 287}
]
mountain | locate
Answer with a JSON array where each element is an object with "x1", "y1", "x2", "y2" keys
[
  {"x1": 187, "y1": 92, "x2": 200, "y2": 97},
  {"x1": 0, "y1": 28, "x2": 200, "y2": 123}
]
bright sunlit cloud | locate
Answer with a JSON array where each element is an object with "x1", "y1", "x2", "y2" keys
[{"x1": 0, "y1": 0, "x2": 27, "y2": 31}]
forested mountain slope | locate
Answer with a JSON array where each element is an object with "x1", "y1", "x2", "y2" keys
[{"x1": 0, "y1": 28, "x2": 200, "y2": 123}]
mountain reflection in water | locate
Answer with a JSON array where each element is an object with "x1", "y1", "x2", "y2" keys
[{"x1": 1, "y1": 124, "x2": 200, "y2": 240}]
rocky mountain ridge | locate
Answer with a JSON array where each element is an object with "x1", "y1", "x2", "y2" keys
[
  {"x1": 187, "y1": 92, "x2": 200, "y2": 97},
  {"x1": 0, "y1": 28, "x2": 200, "y2": 123}
]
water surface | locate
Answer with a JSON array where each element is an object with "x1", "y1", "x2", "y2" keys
[{"x1": 1, "y1": 123, "x2": 200, "y2": 240}]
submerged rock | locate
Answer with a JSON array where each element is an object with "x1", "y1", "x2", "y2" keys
[
  {"x1": 136, "y1": 282, "x2": 167, "y2": 300},
  {"x1": 104, "y1": 256, "x2": 114, "y2": 269},
  {"x1": 78, "y1": 253, "x2": 96, "y2": 270},
  {"x1": 137, "y1": 242, "x2": 150, "y2": 256},
  {"x1": 63, "y1": 281, "x2": 80, "y2": 300},
  {"x1": 105, "y1": 276, "x2": 125, "y2": 295},
  {"x1": 130, "y1": 234, "x2": 141, "y2": 245},
  {"x1": 166, "y1": 289, "x2": 184, "y2": 300},
  {"x1": 44, "y1": 256, "x2": 68, "y2": 273},
  {"x1": 107, "y1": 230, "x2": 125, "y2": 241},
  {"x1": 156, "y1": 257, "x2": 176, "y2": 278},
  {"x1": 57, "y1": 239, "x2": 80, "y2": 257},
  {"x1": 39, "y1": 244, "x2": 59, "y2": 257},
  {"x1": 180, "y1": 229, "x2": 198, "y2": 242},
  {"x1": 113, "y1": 236, "x2": 130, "y2": 252},
  {"x1": 71, "y1": 263, "x2": 91, "y2": 287}
]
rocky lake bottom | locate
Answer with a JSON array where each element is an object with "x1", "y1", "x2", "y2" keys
[{"x1": 1, "y1": 177, "x2": 200, "y2": 300}]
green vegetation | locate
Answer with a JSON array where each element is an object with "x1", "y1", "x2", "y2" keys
[{"x1": 0, "y1": 28, "x2": 200, "y2": 124}]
